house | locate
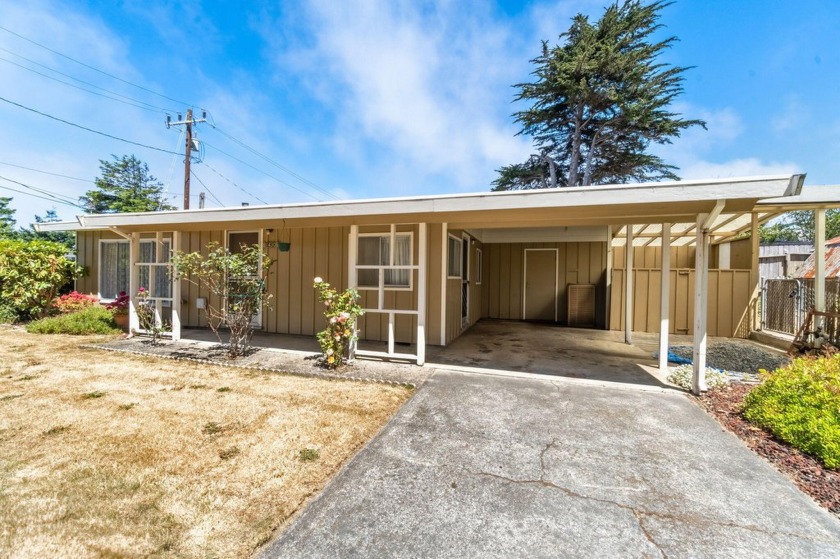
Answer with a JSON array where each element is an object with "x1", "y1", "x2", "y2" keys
[{"x1": 39, "y1": 174, "x2": 840, "y2": 394}]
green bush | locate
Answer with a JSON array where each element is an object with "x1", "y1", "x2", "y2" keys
[
  {"x1": 0, "y1": 239, "x2": 81, "y2": 319},
  {"x1": 743, "y1": 354, "x2": 840, "y2": 469},
  {"x1": 26, "y1": 306, "x2": 122, "y2": 335}
]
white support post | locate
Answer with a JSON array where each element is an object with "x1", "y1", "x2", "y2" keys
[
  {"x1": 659, "y1": 223, "x2": 671, "y2": 372},
  {"x1": 171, "y1": 231, "x2": 182, "y2": 341},
  {"x1": 624, "y1": 225, "x2": 634, "y2": 344},
  {"x1": 692, "y1": 214, "x2": 710, "y2": 395},
  {"x1": 440, "y1": 222, "x2": 448, "y2": 346},
  {"x1": 128, "y1": 233, "x2": 140, "y2": 335},
  {"x1": 348, "y1": 225, "x2": 359, "y2": 359},
  {"x1": 388, "y1": 312, "x2": 395, "y2": 355},
  {"x1": 605, "y1": 226, "x2": 613, "y2": 325},
  {"x1": 815, "y1": 209, "x2": 826, "y2": 328},
  {"x1": 154, "y1": 231, "x2": 163, "y2": 328},
  {"x1": 417, "y1": 223, "x2": 427, "y2": 365}
]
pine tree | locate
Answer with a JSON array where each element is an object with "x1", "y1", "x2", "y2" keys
[
  {"x1": 494, "y1": 0, "x2": 705, "y2": 191},
  {"x1": 0, "y1": 197, "x2": 16, "y2": 238},
  {"x1": 80, "y1": 154, "x2": 175, "y2": 213}
]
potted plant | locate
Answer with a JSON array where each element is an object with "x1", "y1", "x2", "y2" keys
[{"x1": 105, "y1": 291, "x2": 130, "y2": 331}]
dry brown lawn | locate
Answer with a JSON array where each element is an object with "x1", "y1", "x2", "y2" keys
[{"x1": 0, "y1": 326, "x2": 411, "y2": 558}]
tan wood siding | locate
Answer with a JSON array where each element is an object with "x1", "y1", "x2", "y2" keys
[
  {"x1": 613, "y1": 246, "x2": 696, "y2": 270},
  {"x1": 609, "y1": 268, "x2": 752, "y2": 338},
  {"x1": 482, "y1": 241, "x2": 608, "y2": 327}
]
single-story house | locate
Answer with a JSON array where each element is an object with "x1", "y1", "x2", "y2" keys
[{"x1": 39, "y1": 174, "x2": 840, "y2": 394}]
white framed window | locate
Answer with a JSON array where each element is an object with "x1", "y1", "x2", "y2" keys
[
  {"x1": 98, "y1": 239, "x2": 171, "y2": 301},
  {"x1": 475, "y1": 248, "x2": 483, "y2": 285},
  {"x1": 447, "y1": 234, "x2": 462, "y2": 279},
  {"x1": 357, "y1": 232, "x2": 413, "y2": 289}
]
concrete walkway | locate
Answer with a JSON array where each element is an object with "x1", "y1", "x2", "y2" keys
[{"x1": 261, "y1": 370, "x2": 840, "y2": 558}]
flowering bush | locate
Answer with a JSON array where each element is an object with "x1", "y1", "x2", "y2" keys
[
  {"x1": 53, "y1": 291, "x2": 99, "y2": 314},
  {"x1": 104, "y1": 291, "x2": 129, "y2": 315},
  {"x1": 135, "y1": 287, "x2": 167, "y2": 344},
  {"x1": 667, "y1": 364, "x2": 730, "y2": 390},
  {"x1": 313, "y1": 277, "x2": 364, "y2": 369}
]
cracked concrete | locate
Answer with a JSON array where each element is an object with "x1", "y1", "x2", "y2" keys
[{"x1": 260, "y1": 370, "x2": 840, "y2": 558}]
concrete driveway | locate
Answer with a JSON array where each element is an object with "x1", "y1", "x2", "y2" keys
[{"x1": 261, "y1": 371, "x2": 840, "y2": 558}]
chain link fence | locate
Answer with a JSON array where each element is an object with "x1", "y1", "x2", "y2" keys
[{"x1": 762, "y1": 278, "x2": 840, "y2": 345}]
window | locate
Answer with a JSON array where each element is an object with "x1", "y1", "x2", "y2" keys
[
  {"x1": 475, "y1": 248, "x2": 483, "y2": 285},
  {"x1": 358, "y1": 233, "x2": 412, "y2": 289},
  {"x1": 447, "y1": 235, "x2": 462, "y2": 278},
  {"x1": 99, "y1": 239, "x2": 171, "y2": 300}
]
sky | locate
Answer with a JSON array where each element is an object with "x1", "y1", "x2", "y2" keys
[{"x1": 0, "y1": 0, "x2": 837, "y2": 227}]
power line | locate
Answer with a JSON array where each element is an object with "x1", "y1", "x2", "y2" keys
[
  {"x1": 0, "y1": 51, "x2": 174, "y2": 114},
  {"x1": 0, "y1": 25, "x2": 203, "y2": 111},
  {"x1": 0, "y1": 161, "x2": 90, "y2": 182},
  {"x1": 190, "y1": 170, "x2": 224, "y2": 207},
  {"x1": 0, "y1": 96, "x2": 181, "y2": 155},
  {"x1": 0, "y1": 177, "x2": 85, "y2": 209},
  {"x1": 209, "y1": 126, "x2": 339, "y2": 201},
  {"x1": 201, "y1": 162, "x2": 269, "y2": 205},
  {"x1": 202, "y1": 142, "x2": 320, "y2": 202},
  {"x1": 0, "y1": 174, "x2": 81, "y2": 205}
]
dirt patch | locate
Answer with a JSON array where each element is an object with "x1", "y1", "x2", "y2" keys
[
  {"x1": 696, "y1": 384, "x2": 840, "y2": 517},
  {"x1": 0, "y1": 326, "x2": 411, "y2": 558}
]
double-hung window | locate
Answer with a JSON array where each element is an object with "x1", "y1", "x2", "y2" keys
[{"x1": 357, "y1": 233, "x2": 412, "y2": 289}]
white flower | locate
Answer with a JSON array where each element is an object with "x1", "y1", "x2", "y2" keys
[
  {"x1": 329, "y1": 317, "x2": 338, "y2": 324},
  {"x1": 326, "y1": 348, "x2": 334, "y2": 356},
  {"x1": 314, "y1": 277, "x2": 323, "y2": 284}
]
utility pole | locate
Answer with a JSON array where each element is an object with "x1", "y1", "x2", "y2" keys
[{"x1": 166, "y1": 109, "x2": 207, "y2": 210}]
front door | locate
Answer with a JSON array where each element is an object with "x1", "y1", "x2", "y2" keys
[
  {"x1": 461, "y1": 235, "x2": 470, "y2": 328},
  {"x1": 227, "y1": 231, "x2": 262, "y2": 328},
  {"x1": 524, "y1": 249, "x2": 557, "y2": 322}
]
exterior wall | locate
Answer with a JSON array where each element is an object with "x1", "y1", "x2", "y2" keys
[
  {"x1": 75, "y1": 230, "x2": 128, "y2": 296},
  {"x1": 609, "y1": 269, "x2": 753, "y2": 338},
  {"x1": 613, "y1": 245, "x2": 696, "y2": 270},
  {"x1": 480, "y1": 241, "x2": 608, "y2": 328}
]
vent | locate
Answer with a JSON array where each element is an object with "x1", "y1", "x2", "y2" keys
[{"x1": 567, "y1": 284, "x2": 595, "y2": 327}]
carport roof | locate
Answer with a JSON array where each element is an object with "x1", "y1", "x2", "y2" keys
[{"x1": 36, "y1": 174, "x2": 840, "y2": 245}]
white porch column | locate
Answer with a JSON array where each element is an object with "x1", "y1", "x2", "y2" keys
[
  {"x1": 170, "y1": 231, "x2": 182, "y2": 341},
  {"x1": 128, "y1": 232, "x2": 140, "y2": 335},
  {"x1": 348, "y1": 225, "x2": 359, "y2": 359},
  {"x1": 659, "y1": 223, "x2": 671, "y2": 372},
  {"x1": 417, "y1": 223, "x2": 427, "y2": 365},
  {"x1": 815, "y1": 209, "x2": 826, "y2": 327},
  {"x1": 440, "y1": 222, "x2": 448, "y2": 346},
  {"x1": 692, "y1": 214, "x2": 710, "y2": 395},
  {"x1": 624, "y1": 225, "x2": 634, "y2": 344}
]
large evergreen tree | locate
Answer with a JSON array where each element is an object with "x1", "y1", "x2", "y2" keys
[
  {"x1": 80, "y1": 154, "x2": 175, "y2": 213},
  {"x1": 0, "y1": 197, "x2": 16, "y2": 238},
  {"x1": 494, "y1": 0, "x2": 705, "y2": 191}
]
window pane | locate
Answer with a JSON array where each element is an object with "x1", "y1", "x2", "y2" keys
[
  {"x1": 100, "y1": 242, "x2": 129, "y2": 299},
  {"x1": 448, "y1": 237, "x2": 461, "y2": 277},
  {"x1": 358, "y1": 237, "x2": 382, "y2": 266},
  {"x1": 384, "y1": 235, "x2": 410, "y2": 287},
  {"x1": 229, "y1": 232, "x2": 259, "y2": 254}
]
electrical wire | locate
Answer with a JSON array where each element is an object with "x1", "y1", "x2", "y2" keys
[
  {"x1": 201, "y1": 162, "x2": 269, "y2": 205},
  {"x1": 208, "y1": 126, "x2": 339, "y2": 200},
  {"x1": 0, "y1": 96, "x2": 181, "y2": 155},
  {"x1": 0, "y1": 174, "x2": 81, "y2": 205},
  {"x1": 0, "y1": 183, "x2": 81, "y2": 208},
  {"x1": 202, "y1": 142, "x2": 321, "y2": 202},
  {"x1": 0, "y1": 25, "x2": 204, "y2": 111},
  {"x1": 190, "y1": 170, "x2": 225, "y2": 207},
  {"x1": 0, "y1": 177, "x2": 85, "y2": 209},
  {"x1": 0, "y1": 161, "x2": 90, "y2": 182},
  {"x1": 0, "y1": 50, "x2": 176, "y2": 114}
]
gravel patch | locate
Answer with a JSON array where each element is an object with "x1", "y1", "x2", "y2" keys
[
  {"x1": 92, "y1": 337, "x2": 431, "y2": 387},
  {"x1": 669, "y1": 340, "x2": 789, "y2": 374}
]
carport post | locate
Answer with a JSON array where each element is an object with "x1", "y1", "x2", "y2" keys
[
  {"x1": 624, "y1": 225, "x2": 634, "y2": 344},
  {"x1": 815, "y1": 209, "x2": 826, "y2": 327},
  {"x1": 417, "y1": 223, "x2": 427, "y2": 365},
  {"x1": 171, "y1": 231, "x2": 181, "y2": 341},
  {"x1": 128, "y1": 232, "x2": 140, "y2": 335},
  {"x1": 691, "y1": 214, "x2": 710, "y2": 395},
  {"x1": 658, "y1": 223, "x2": 671, "y2": 372}
]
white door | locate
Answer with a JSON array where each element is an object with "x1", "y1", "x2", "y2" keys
[{"x1": 227, "y1": 231, "x2": 262, "y2": 328}]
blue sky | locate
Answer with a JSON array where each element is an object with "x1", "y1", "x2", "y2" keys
[{"x1": 0, "y1": 0, "x2": 837, "y2": 227}]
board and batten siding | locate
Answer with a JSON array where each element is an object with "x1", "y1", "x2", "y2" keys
[
  {"x1": 609, "y1": 268, "x2": 753, "y2": 338},
  {"x1": 480, "y1": 241, "x2": 608, "y2": 328}
]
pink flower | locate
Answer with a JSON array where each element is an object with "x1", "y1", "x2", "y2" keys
[{"x1": 138, "y1": 287, "x2": 146, "y2": 292}]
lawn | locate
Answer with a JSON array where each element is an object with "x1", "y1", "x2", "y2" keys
[{"x1": 0, "y1": 326, "x2": 411, "y2": 558}]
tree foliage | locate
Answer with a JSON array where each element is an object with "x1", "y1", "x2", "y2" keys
[
  {"x1": 494, "y1": 0, "x2": 704, "y2": 191},
  {"x1": 80, "y1": 154, "x2": 175, "y2": 213},
  {"x1": 171, "y1": 242, "x2": 274, "y2": 358},
  {"x1": 16, "y1": 209, "x2": 76, "y2": 249},
  {"x1": 758, "y1": 222, "x2": 802, "y2": 244},
  {"x1": 784, "y1": 210, "x2": 840, "y2": 243},
  {"x1": 0, "y1": 238, "x2": 82, "y2": 319},
  {"x1": 0, "y1": 197, "x2": 16, "y2": 238}
]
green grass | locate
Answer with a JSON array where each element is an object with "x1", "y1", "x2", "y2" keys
[
  {"x1": 298, "y1": 448, "x2": 320, "y2": 462},
  {"x1": 744, "y1": 354, "x2": 840, "y2": 469},
  {"x1": 25, "y1": 306, "x2": 122, "y2": 335}
]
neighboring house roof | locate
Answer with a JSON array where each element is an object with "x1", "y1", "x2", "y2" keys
[
  {"x1": 796, "y1": 236, "x2": 840, "y2": 278},
  {"x1": 34, "y1": 175, "x2": 840, "y2": 247}
]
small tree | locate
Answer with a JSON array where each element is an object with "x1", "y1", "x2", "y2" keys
[
  {"x1": 171, "y1": 242, "x2": 274, "y2": 358},
  {"x1": 80, "y1": 154, "x2": 176, "y2": 213},
  {"x1": 313, "y1": 278, "x2": 364, "y2": 369},
  {"x1": 0, "y1": 239, "x2": 82, "y2": 319}
]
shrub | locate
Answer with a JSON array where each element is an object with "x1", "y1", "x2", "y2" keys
[
  {"x1": 53, "y1": 291, "x2": 99, "y2": 314},
  {"x1": 667, "y1": 364, "x2": 730, "y2": 390},
  {"x1": 313, "y1": 277, "x2": 363, "y2": 369},
  {"x1": 743, "y1": 355, "x2": 840, "y2": 469},
  {"x1": 104, "y1": 291, "x2": 129, "y2": 314},
  {"x1": 0, "y1": 239, "x2": 81, "y2": 319},
  {"x1": 26, "y1": 306, "x2": 122, "y2": 335},
  {"x1": 0, "y1": 303, "x2": 18, "y2": 324}
]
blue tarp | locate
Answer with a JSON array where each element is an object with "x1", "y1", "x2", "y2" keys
[{"x1": 651, "y1": 351, "x2": 692, "y2": 365}]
